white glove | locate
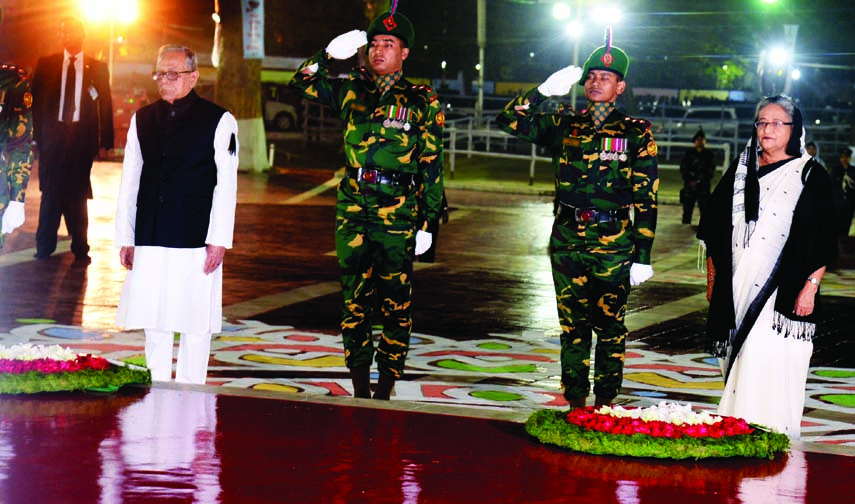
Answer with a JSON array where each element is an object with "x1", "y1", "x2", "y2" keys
[
  {"x1": 629, "y1": 263, "x2": 654, "y2": 287},
  {"x1": 537, "y1": 65, "x2": 583, "y2": 97},
  {"x1": 415, "y1": 230, "x2": 433, "y2": 256},
  {"x1": 326, "y1": 30, "x2": 368, "y2": 60},
  {"x1": 1, "y1": 201, "x2": 24, "y2": 234}
]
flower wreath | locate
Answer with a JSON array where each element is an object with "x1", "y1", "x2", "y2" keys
[
  {"x1": 525, "y1": 402, "x2": 790, "y2": 460},
  {"x1": 0, "y1": 344, "x2": 151, "y2": 394}
]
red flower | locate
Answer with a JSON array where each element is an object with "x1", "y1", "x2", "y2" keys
[
  {"x1": 0, "y1": 354, "x2": 110, "y2": 375},
  {"x1": 565, "y1": 406, "x2": 755, "y2": 439}
]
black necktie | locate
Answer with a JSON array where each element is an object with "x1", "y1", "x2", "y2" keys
[{"x1": 62, "y1": 56, "x2": 76, "y2": 122}]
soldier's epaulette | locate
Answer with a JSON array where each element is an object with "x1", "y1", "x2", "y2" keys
[
  {"x1": 353, "y1": 66, "x2": 372, "y2": 81},
  {"x1": 625, "y1": 116, "x2": 652, "y2": 132},
  {"x1": 0, "y1": 64, "x2": 29, "y2": 88},
  {"x1": 412, "y1": 84, "x2": 438, "y2": 103},
  {"x1": 0, "y1": 64, "x2": 28, "y2": 79}
]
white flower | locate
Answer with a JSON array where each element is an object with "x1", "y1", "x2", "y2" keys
[
  {"x1": 0, "y1": 343, "x2": 78, "y2": 362},
  {"x1": 596, "y1": 401, "x2": 722, "y2": 426}
]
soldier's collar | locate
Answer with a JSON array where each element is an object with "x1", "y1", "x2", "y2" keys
[
  {"x1": 373, "y1": 70, "x2": 403, "y2": 95},
  {"x1": 586, "y1": 101, "x2": 616, "y2": 115}
]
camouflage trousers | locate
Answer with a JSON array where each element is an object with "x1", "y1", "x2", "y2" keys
[
  {"x1": 550, "y1": 217, "x2": 633, "y2": 401},
  {"x1": 336, "y1": 181, "x2": 417, "y2": 379}
]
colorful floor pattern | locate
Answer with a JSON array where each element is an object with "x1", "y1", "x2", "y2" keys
[{"x1": 2, "y1": 319, "x2": 854, "y2": 447}]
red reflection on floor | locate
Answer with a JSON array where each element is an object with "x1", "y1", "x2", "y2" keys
[{"x1": 1, "y1": 386, "x2": 853, "y2": 503}]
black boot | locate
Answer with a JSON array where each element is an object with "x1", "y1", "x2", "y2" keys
[
  {"x1": 565, "y1": 396, "x2": 586, "y2": 411},
  {"x1": 594, "y1": 396, "x2": 613, "y2": 408},
  {"x1": 350, "y1": 366, "x2": 371, "y2": 399},
  {"x1": 373, "y1": 372, "x2": 396, "y2": 400}
]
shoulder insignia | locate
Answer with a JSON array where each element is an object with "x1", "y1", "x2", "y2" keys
[
  {"x1": 647, "y1": 142, "x2": 658, "y2": 157},
  {"x1": 436, "y1": 111, "x2": 445, "y2": 127}
]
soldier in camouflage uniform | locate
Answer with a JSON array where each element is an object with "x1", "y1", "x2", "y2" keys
[
  {"x1": 289, "y1": 11, "x2": 444, "y2": 400},
  {"x1": 496, "y1": 36, "x2": 658, "y2": 410},
  {"x1": 0, "y1": 7, "x2": 34, "y2": 250}
]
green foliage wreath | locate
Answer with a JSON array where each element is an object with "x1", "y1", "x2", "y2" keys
[
  {"x1": 0, "y1": 364, "x2": 151, "y2": 394},
  {"x1": 525, "y1": 409, "x2": 790, "y2": 460}
]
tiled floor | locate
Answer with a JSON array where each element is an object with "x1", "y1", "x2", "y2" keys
[{"x1": 3, "y1": 160, "x2": 855, "y2": 502}]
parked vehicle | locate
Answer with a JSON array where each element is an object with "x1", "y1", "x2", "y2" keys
[
  {"x1": 262, "y1": 83, "x2": 303, "y2": 131},
  {"x1": 670, "y1": 106, "x2": 739, "y2": 139}
]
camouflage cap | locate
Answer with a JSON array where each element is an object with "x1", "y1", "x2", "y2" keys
[
  {"x1": 367, "y1": 11, "x2": 414, "y2": 48},
  {"x1": 580, "y1": 45, "x2": 629, "y2": 83}
]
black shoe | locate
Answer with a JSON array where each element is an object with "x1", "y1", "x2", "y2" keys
[
  {"x1": 74, "y1": 254, "x2": 92, "y2": 264},
  {"x1": 33, "y1": 253, "x2": 50, "y2": 260}
]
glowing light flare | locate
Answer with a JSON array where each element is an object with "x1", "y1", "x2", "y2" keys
[
  {"x1": 564, "y1": 19, "x2": 584, "y2": 39},
  {"x1": 590, "y1": 4, "x2": 623, "y2": 25},
  {"x1": 81, "y1": 0, "x2": 139, "y2": 24},
  {"x1": 766, "y1": 46, "x2": 792, "y2": 68},
  {"x1": 552, "y1": 2, "x2": 571, "y2": 21}
]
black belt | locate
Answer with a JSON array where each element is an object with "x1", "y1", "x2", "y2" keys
[
  {"x1": 558, "y1": 203, "x2": 630, "y2": 224},
  {"x1": 346, "y1": 167, "x2": 414, "y2": 187}
]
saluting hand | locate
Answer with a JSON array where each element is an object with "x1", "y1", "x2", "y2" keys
[
  {"x1": 537, "y1": 65, "x2": 584, "y2": 97},
  {"x1": 326, "y1": 30, "x2": 368, "y2": 60}
]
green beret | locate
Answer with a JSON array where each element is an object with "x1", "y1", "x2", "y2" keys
[
  {"x1": 367, "y1": 11, "x2": 414, "y2": 48},
  {"x1": 580, "y1": 45, "x2": 629, "y2": 83}
]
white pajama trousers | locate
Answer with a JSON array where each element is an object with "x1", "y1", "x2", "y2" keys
[{"x1": 145, "y1": 329, "x2": 212, "y2": 384}]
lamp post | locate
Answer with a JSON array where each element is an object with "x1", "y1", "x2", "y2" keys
[
  {"x1": 554, "y1": 2, "x2": 622, "y2": 110},
  {"x1": 81, "y1": 0, "x2": 139, "y2": 86}
]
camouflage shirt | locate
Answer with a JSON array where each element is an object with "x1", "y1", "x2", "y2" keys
[
  {"x1": 289, "y1": 50, "x2": 445, "y2": 228},
  {"x1": 0, "y1": 63, "x2": 33, "y2": 213},
  {"x1": 496, "y1": 87, "x2": 658, "y2": 264}
]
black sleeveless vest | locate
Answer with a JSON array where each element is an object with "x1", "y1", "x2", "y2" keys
[{"x1": 134, "y1": 90, "x2": 227, "y2": 248}]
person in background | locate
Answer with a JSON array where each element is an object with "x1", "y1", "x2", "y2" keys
[
  {"x1": 495, "y1": 30, "x2": 658, "y2": 411},
  {"x1": 698, "y1": 95, "x2": 837, "y2": 439},
  {"x1": 32, "y1": 17, "x2": 113, "y2": 262},
  {"x1": 805, "y1": 141, "x2": 825, "y2": 169},
  {"x1": 830, "y1": 147, "x2": 854, "y2": 239},
  {"x1": 679, "y1": 129, "x2": 716, "y2": 225},
  {"x1": 0, "y1": 6, "x2": 34, "y2": 250},
  {"x1": 115, "y1": 45, "x2": 239, "y2": 384},
  {"x1": 289, "y1": 10, "x2": 444, "y2": 400}
]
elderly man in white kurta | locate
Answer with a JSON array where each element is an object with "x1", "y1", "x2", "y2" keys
[{"x1": 115, "y1": 45, "x2": 238, "y2": 384}]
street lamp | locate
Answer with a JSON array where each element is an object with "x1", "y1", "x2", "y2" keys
[{"x1": 81, "y1": 0, "x2": 139, "y2": 86}]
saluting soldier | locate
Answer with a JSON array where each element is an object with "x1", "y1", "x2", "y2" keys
[
  {"x1": 289, "y1": 9, "x2": 444, "y2": 400},
  {"x1": 496, "y1": 30, "x2": 658, "y2": 410},
  {"x1": 0, "y1": 7, "x2": 34, "y2": 249}
]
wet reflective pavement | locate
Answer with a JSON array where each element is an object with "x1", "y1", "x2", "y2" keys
[
  {"x1": 3, "y1": 386, "x2": 855, "y2": 503},
  {"x1": 1, "y1": 160, "x2": 855, "y2": 502}
]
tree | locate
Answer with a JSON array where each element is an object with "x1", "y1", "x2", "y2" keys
[{"x1": 215, "y1": 0, "x2": 267, "y2": 173}]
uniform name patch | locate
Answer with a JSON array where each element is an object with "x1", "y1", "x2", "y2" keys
[{"x1": 563, "y1": 138, "x2": 581, "y2": 147}]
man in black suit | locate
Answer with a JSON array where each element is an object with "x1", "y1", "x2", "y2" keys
[{"x1": 32, "y1": 17, "x2": 113, "y2": 261}]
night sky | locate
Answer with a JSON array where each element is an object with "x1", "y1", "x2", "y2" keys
[{"x1": 0, "y1": 0, "x2": 852, "y2": 104}]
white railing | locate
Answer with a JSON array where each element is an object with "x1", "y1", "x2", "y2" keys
[{"x1": 443, "y1": 125, "x2": 731, "y2": 185}]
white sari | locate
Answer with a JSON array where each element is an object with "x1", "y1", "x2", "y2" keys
[{"x1": 717, "y1": 149, "x2": 815, "y2": 439}]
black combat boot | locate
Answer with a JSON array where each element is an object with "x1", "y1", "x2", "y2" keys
[
  {"x1": 373, "y1": 372, "x2": 396, "y2": 400},
  {"x1": 350, "y1": 366, "x2": 371, "y2": 399},
  {"x1": 565, "y1": 396, "x2": 586, "y2": 411}
]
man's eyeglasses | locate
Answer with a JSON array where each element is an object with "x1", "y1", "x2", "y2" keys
[
  {"x1": 754, "y1": 120, "x2": 794, "y2": 130},
  {"x1": 151, "y1": 70, "x2": 193, "y2": 81}
]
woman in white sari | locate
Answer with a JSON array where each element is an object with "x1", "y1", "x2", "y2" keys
[{"x1": 697, "y1": 95, "x2": 838, "y2": 439}]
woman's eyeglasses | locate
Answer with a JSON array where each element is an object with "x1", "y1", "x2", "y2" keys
[{"x1": 754, "y1": 120, "x2": 793, "y2": 130}]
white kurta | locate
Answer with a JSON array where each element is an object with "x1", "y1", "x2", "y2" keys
[
  {"x1": 115, "y1": 110, "x2": 239, "y2": 335},
  {"x1": 717, "y1": 154, "x2": 814, "y2": 439}
]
